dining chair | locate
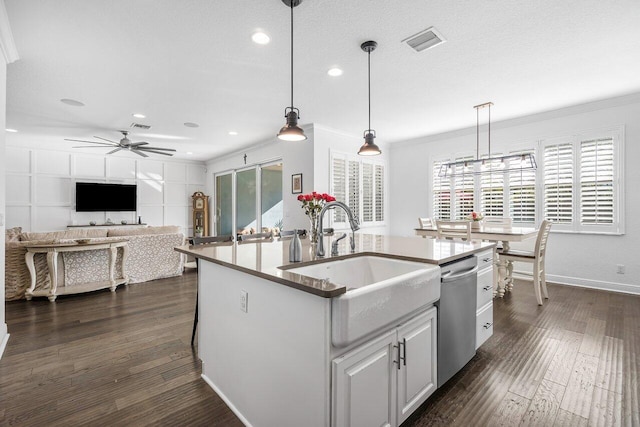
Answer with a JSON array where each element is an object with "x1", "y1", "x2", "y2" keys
[
  {"x1": 189, "y1": 234, "x2": 234, "y2": 346},
  {"x1": 418, "y1": 217, "x2": 433, "y2": 228},
  {"x1": 483, "y1": 216, "x2": 513, "y2": 227},
  {"x1": 435, "y1": 220, "x2": 472, "y2": 241},
  {"x1": 499, "y1": 220, "x2": 552, "y2": 305}
]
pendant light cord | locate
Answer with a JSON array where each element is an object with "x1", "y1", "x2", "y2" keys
[
  {"x1": 290, "y1": 2, "x2": 294, "y2": 110},
  {"x1": 368, "y1": 49, "x2": 371, "y2": 131}
]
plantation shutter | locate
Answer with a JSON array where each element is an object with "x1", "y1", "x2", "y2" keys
[
  {"x1": 580, "y1": 138, "x2": 614, "y2": 225},
  {"x1": 362, "y1": 163, "x2": 374, "y2": 222},
  {"x1": 509, "y1": 150, "x2": 536, "y2": 223},
  {"x1": 331, "y1": 155, "x2": 347, "y2": 223},
  {"x1": 480, "y1": 155, "x2": 504, "y2": 217},
  {"x1": 432, "y1": 160, "x2": 451, "y2": 220},
  {"x1": 348, "y1": 160, "x2": 360, "y2": 222},
  {"x1": 454, "y1": 157, "x2": 474, "y2": 220},
  {"x1": 544, "y1": 143, "x2": 573, "y2": 223},
  {"x1": 374, "y1": 164, "x2": 384, "y2": 221}
]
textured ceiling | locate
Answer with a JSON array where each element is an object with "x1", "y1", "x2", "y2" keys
[{"x1": 5, "y1": 0, "x2": 640, "y2": 160}]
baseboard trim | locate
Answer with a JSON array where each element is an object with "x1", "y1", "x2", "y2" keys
[
  {"x1": 0, "y1": 330, "x2": 9, "y2": 360},
  {"x1": 201, "y1": 373, "x2": 252, "y2": 427},
  {"x1": 512, "y1": 271, "x2": 640, "y2": 295}
]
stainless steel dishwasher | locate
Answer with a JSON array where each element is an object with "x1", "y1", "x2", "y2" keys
[{"x1": 436, "y1": 255, "x2": 478, "y2": 387}]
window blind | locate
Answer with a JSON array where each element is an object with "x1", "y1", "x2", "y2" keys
[
  {"x1": 454, "y1": 157, "x2": 474, "y2": 220},
  {"x1": 332, "y1": 156, "x2": 347, "y2": 223},
  {"x1": 480, "y1": 156, "x2": 504, "y2": 217},
  {"x1": 544, "y1": 143, "x2": 573, "y2": 223},
  {"x1": 375, "y1": 165, "x2": 384, "y2": 221},
  {"x1": 509, "y1": 150, "x2": 536, "y2": 223},
  {"x1": 432, "y1": 159, "x2": 451, "y2": 220},
  {"x1": 580, "y1": 138, "x2": 614, "y2": 225},
  {"x1": 362, "y1": 163, "x2": 374, "y2": 222}
]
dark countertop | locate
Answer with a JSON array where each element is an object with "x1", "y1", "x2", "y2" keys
[{"x1": 175, "y1": 233, "x2": 495, "y2": 298}]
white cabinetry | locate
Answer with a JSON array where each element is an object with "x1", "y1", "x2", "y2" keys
[
  {"x1": 332, "y1": 307, "x2": 437, "y2": 427},
  {"x1": 476, "y1": 248, "x2": 495, "y2": 349}
]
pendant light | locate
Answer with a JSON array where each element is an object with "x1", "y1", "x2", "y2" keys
[
  {"x1": 358, "y1": 40, "x2": 381, "y2": 156},
  {"x1": 277, "y1": 0, "x2": 307, "y2": 141},
  {"x1": 438, "y1": 102, "x2": 537, "y2": 177}
]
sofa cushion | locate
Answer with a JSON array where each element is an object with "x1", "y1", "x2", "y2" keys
[
  {"x1": 20, "y1": 229, "x2": 108, "y2": 241},
  {"x1": 5, "y1": 226, "x2": 22, "y2": 242},
  {"x1": 107, "y1": 225, "x2": 181, "y2": 237}
]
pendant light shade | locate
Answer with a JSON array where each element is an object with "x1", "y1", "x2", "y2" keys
[
  {"x1": 358, "y1": 40, "x2": 381, "y2": 156},
  {"x1": 277, "y1": 0, "x2": 307, "y2": 141}
]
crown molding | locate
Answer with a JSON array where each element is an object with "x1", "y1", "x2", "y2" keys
[{"x1": 0, "y1": 0, "x2": 19, "y2": 64}]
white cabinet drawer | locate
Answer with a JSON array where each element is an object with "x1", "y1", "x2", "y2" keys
[
  {"x1": 476, "y1": 302, "x2": 493, "y2": 350},
  {"x1": 477, "y1": 269, "x2": 494, "y2": 309},
  {"x1": 476, "y1": 249, "x2": 494, "y2": 272}
]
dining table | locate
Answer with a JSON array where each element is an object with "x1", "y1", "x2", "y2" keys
[{"x1": 415, "y1": 224, "x2": 538, "y2": 298}]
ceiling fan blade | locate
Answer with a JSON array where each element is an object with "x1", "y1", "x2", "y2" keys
[
  {"x1": 128, "y1": 141, "x2": 149, "y2": 147},
  {"x1": 131, "y1": 150, "x2": 148, "y2": 158},
  {"x1": 107, "y1": 148, "x2": 123, "y2": 155},
  {"x1": 140, "y1": 146, "x2": 177, "y2": 152},
  {"x1": 138, "y1": 149, "x2": 174, "y2": 156},
  {"x1": 65, "y1": 139, "x2": 116, "y2": 146},
  {"x1": 72, "y1": 146, "x2": 113, "y2": 148},
  {"x1": 94, "y1": 136, "x2": 119, "y2": 144}
]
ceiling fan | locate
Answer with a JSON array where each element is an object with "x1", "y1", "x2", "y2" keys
[{"x1": 66, "y1": 130, "x2": 177, "y2": 157}]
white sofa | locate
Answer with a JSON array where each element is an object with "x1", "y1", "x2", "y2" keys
[{"x1": 5, "y1": 225, "x2": 185, "y2": 301}]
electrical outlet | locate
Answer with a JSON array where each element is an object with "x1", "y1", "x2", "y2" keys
[
  {"x1": 240, "y1": 290, "x2": 248, "y2": 313},
  {"x1": 616, "y1": 264, "x2": 625, "y2": 274}
]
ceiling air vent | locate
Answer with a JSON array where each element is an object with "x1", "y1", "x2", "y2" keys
[
  {"x1": 130, "y1": 123, "x2": 151, "y2": 130},
  {"x1": 402, "y1": 27, "x2": 446, "y2": 52}
]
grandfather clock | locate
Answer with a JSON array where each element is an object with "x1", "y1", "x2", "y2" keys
[{"x1": 192, "y1": 192, "x2": 209, "y2": 237}]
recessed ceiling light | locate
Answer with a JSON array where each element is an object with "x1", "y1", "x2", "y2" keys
[
  {"x1": 228, "y1": 131, "x2": 238, "y2": 136},
  {"x1": 184, "y1": 122, "x2": 199, "y2": 128},
  {"x1": 60, "y1": 98, "x2": 85, "y2": 107},
  {"x1": 5, "y1": 128, "x2": 18, "y2": 133},
  {"x1": 252, "y1": 31, "x2": 270, "y2": 45},
  {"x1": 186, "y1": 151, "x2": 193, "y2": 155},
  {"x1": 327, "y1": 67, "x2": 343, "y2": 77},
  {"x1": 132, "y1": 113, "x2": 146, "y2": 119}
]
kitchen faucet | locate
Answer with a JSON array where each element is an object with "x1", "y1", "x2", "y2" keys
[{"x1": 316, "y1": 201, "x2": 359, "y2": 257}]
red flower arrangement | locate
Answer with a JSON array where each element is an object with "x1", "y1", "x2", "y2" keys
[{"x1": 297, "y1": 192, "x2": 336, "y2": 243}]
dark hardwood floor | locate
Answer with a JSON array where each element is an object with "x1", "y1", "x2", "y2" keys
[{"x1": 1, "y1": 271, "x2": 638, "y2": 426}]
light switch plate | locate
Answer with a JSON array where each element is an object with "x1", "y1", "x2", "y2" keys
[{"x1": 240, "y1": 290, "x2": 248, "y2": 313}]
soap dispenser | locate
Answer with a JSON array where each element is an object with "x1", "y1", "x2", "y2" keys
[{"x1": 289, "y1": 229, "x2": 302, "y2": 263}]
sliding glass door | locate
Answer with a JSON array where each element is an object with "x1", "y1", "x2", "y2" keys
[{"x1": 214, "y1": 160, "x2": 283, "y2": 238}]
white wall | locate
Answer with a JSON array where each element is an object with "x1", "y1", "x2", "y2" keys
[
  {"x1": 5, "y1": 146, "x2": 207, "y2": 236},
  {"x1": 205, "y1": 125, "x2": 315, "y2": 232},
  {"x1": 205, "y1": 124, "x2": 392, "y2": 235},
  {"x1": 389, "y1": 93, "x2": 640, "y2": 295}
]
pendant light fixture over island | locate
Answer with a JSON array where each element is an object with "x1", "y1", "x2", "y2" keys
[
  {"x1": 277, "y1": 0, "x2": 307, "y2": 142},
  {"x1": 358, "y1": 40, "x2": 381, "y2": 156}
]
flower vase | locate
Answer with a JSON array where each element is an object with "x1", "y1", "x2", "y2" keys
[
  {"x1": 471, "y1": 221, "x2": 481, "y2": 230},
  {"x1": 308, "y1": 214, "x2": 319, "y2": 244}
]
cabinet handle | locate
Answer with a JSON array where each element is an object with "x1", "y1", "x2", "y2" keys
[
  {"x1": 483, "y1": 257, "x2": 492, "y2": 263},
  {"x1": 393, "y1": 343, "x2": 401, "y2": 370},
  {"x1": 401, "y1": 338, "x2": 407, "y2": 366},
  {"x1": 483, "y1": 285, "x2": 492, "y2": 291},
  {"x1": 483, "y1": 322, "x2": 493, "y2": 329}
]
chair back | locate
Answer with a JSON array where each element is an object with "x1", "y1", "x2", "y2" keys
[
  {"x1": 535, "y1": 220, "x2": 553, "y2": 259},
  {"x1": 418, "y1": 217, "x2": 433, "y2": 228},
  {"x1": 190, "y1": 235, "x2": 234, "y2": 245},
  {"x1": 483, "y1": 216, "x2": 513, "y2": 227},
  {"x1": 237, "y1": 231, "x2": 274, "y2": 242},
  {"x1": 436, "y1": 220, "x2": 472, "y2": 241}
]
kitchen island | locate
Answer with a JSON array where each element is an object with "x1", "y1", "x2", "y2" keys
[{"x1": 176, "y1": 234, "x2": 494, "y2": 427}]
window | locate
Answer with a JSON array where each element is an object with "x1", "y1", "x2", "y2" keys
[
  {"x1": 331, "y1": 151, "x2": 385, "y2": 228},
  {"x1": 541, "y1": 128, "x2": 622, "y2": 234},
  {"x1": 430, "y1": 126, "x2": 623, "y2": 234}
]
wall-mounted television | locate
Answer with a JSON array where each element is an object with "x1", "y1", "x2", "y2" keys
[{"x1": 75, "y1": 182, "x2": 137, "y2": 212}]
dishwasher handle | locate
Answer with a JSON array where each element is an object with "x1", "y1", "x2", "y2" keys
[{"x1": 441, "y1": 265, "x2": 479, "y2": 283}]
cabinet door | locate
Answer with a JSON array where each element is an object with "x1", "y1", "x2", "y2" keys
[
  {"x1": 396, "y1": 307, "x2": 438, "y2": 425},
  {"x1": 332, "y1": 329, "x2": 397, "y2": 427}
]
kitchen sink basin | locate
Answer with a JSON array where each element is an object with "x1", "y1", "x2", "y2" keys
[{"x1": 283, "y1": 255, "x2": 441, "y2": 347}]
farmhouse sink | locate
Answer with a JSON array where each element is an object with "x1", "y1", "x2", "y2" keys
[{"x1": 283, "y1": 255, "x2": 441, "y2": 347}]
